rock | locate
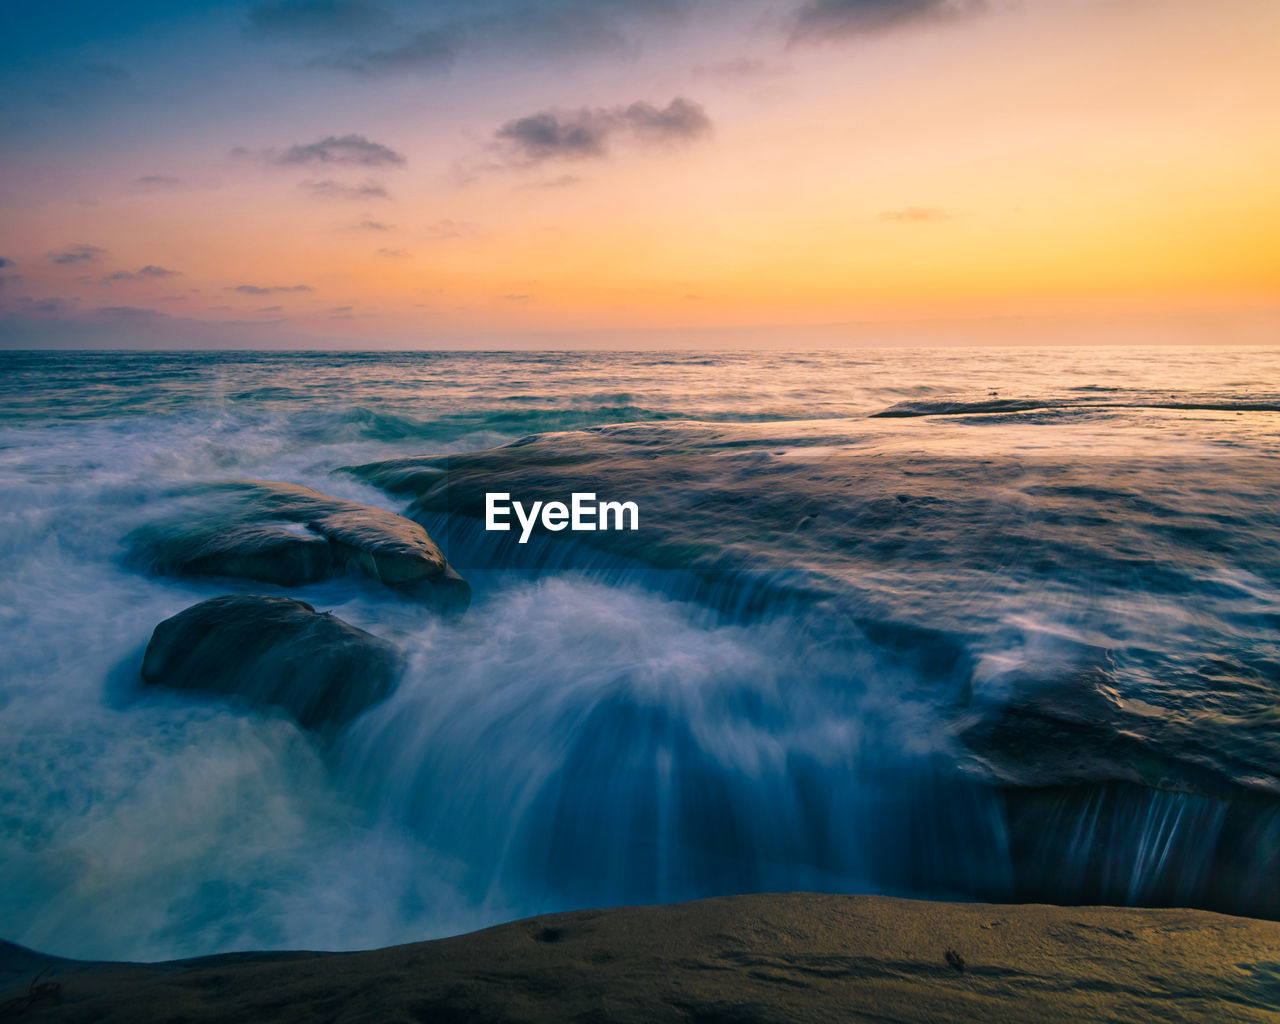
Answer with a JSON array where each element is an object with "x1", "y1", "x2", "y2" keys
[
  {"x1": 141, "y1": 595, "x2": 401, "y2": 729},
  {"x1": 126, "y1": 480, "x2": 469, "y2": 613},
  {"x1": 4, "y1": 895, "x2": 1278, "y2": 1023}
]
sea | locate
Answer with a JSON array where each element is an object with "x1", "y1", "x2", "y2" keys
[{"x1": 1, "y1": 346, "x2": 1277, "y2": 961}]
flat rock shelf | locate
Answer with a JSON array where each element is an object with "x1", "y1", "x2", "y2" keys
[{"x1": 2, "y1": 894, "x2": 1277, "y2": 1023}]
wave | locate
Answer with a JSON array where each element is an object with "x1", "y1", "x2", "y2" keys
[{"x1": 872, "y1": 397, "x2": 1280, "y2": 418}]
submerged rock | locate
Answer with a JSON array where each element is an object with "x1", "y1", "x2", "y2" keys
[
  {"x1": 127, "y1": 480, "x2": 469, "y2": 612},
  {"x1": 141, "y1": 594, "x2": 401, "y2": 728}
]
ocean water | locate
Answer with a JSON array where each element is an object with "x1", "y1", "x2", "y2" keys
[{"x1": 0, "y1": 347, "x2": 1278, "y2": 961}]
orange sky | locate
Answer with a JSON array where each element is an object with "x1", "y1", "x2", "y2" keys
[{"x1": 2, "y1": 0, "x2": 1277, "y2": 346}]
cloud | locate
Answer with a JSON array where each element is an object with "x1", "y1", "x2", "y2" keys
[
  {"x1": 247, "y1": 0, "x2": 392, "y2": 38},
  {"x1": 523, "y1": 173, "x2": 583, "y2": 189},
  {"x1": 692, "y1": 56, "x2": 780, "y2": 82},
  {"x1": 301, "y1": 179, "x2": 391, "y2": 200},
  {"x1": 497, "y1": 110, "x2": 612, "y2": 161},
  {"x1": 0, "y1": 300, "x2": 317, "y2": 351},
  {"x1": 619, "y1": 97, "x2": 712, "y2": 142},
  {"x1": 424, "y1": 219, "x2": 481, "y2": 240},
  {"x1": 477, "y1": 0, "x2": 696, "y2": 56},
  {"x1": 257, "y1": 305, "x2": 284, "y2": 312},
  {"x1": 353, "y1": 218, "x2": 394, "y2": 231},
  {"x1": 231, "y1": 284, "x2": 315, "y2": 295},
  {"x1": 102, "y1": 265, "x2": 182, "y2": 283},
  {"x1": 0, "y1": 258, "x2": 14, "y2": 269},
  {"x1": 878, "y1": 206, "x2": 951, "y2": 223},
  {"x1": 47, "y1": 244, "x2": 105, "y2": 266},
  {"x1": 93, "y1": 305, "x2": 162, "y2": 319},
  {"x1": 494, "y1": 96, "x2": 711, "y2": 165},
  {"x1": 318, "y1": 28, "x2": 458, "y2": 75},
  {"x1": 301, "y1": 1, "x2": 695, "y2": 78},
  {"x1": 790, "y1": 0, "x2": 985, "y2": 41},
  {"x1": 274, "y1": 134, "x2": 406, "y2": 167},
  {"x1": 18, "y1": 297, "x2": 76, "y2": 315},
  {"x1": 376, "y1": 247, "x2": 411, "y2": 258},
  {"x1": 133, "y1": 175, "x2": 186, "y2": 190}
]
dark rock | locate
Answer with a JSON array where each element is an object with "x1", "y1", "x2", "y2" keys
[
  {"x1": 127, "y1": 480, "x2": 469, "y2": 612},
  {"x1": 141, "y1": 595, "x2": 401, "y2": 729}
]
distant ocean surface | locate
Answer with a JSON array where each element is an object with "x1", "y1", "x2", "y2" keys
[{"x1": 1, "y1": 347, "x2": 1278, "y2": 961}]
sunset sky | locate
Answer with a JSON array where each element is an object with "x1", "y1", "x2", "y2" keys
[{"x1": 2, "y1": 0, "x2": 1277, "y2": 347}]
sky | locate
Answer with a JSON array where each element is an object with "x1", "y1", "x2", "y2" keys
[{"x1": 0, "y1": 0, "x2": 1277, "y2": 348}]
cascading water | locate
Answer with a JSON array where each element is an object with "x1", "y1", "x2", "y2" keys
[
  {"x1": 333, "y1": 577, "x2": 1014, "y2": 912},
  {"x1": 1, "y1": 347, "x2": 1278, "y2": 962}
]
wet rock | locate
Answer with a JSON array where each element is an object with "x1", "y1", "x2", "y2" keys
[
  {"x1": 127, "y1": 480, "x2": 469, "y2": 612},
  {"x1": 141, "y1": 594, "x2": 401, "y2": 728}
]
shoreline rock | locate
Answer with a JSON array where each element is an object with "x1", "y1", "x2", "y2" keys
[
  {"x1": 3, "y1": 893, "x2": 1277, "y2": 1023},
  {"x1": 126, "y1": 480, "x2": 470, "y2": 613},
  {"x1": 141, "y1": 594, "x2": 401, "y2": 729}
]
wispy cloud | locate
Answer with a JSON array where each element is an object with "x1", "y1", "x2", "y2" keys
[
  {"x1": 47, "y1": 244, "x2": 106, "y2": 266},
  {"x1": 133, "y1": 175, "x2": 186, "y2": 190},
  {"x1": 1, "y1": 296, "x2": 75, "y2": 316},
  {"x1": 102, "y1": 265, "x2": 181, "y2": 283},
  {"x1": 522, "y1": 173, "x2": 583, "y2": 190},
  {"x1": 234, "y1": 134, "x2": 406, "y2": 169},
  {"x1": 493, "y1": 97, "x2": 711, "y2": 166},
  {"x1": 317, "y1": 28, "x2": 457, "y2": 75},
  {"x1": 295, "y1": 1, "x2": 697, "y2": 78},
  {"x1": 0, "y1": 258, "x2": 15, "y2": 269},
  {"x1": 246, "y1": 0, "x2": 392, "y2": 38},
  {"x1": 230, "y1": 283, "x2": 315, "y2": 295},
  {"x1": 251, "y1": 0, "x2": 975, "y2": 84},
  {"x1": 92, "y1": 305, "x2": 162, "y2": 320},
  {"x1": 353, "y1": 218, "x2": 394, "y2": 231},
  {"x1": 424, "y1": 219, "x2": 481, "y2": 240},
  {"x1": 274, "y1": 134, "x2": 405, "y2": 166},
  {"x1": 692, "y1": 56, "x2": 783, "y2": 82},
  {"x1": 301, "y1": 179, "x2": 391, "y2": 200},
  {"x1": 790, "y1": 0, "x2": 985, "y2": 42}
]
